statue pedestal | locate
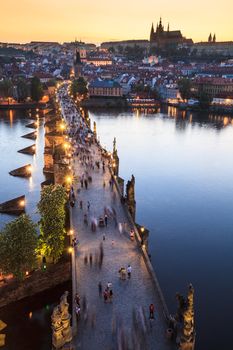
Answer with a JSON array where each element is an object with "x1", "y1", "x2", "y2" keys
[{"x1": 179, "y1": 341, "x2": 195, "y2": 350}]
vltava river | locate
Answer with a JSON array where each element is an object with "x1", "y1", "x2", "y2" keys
[
  {"x1": 0, "y1": 109, "x2": 45, "y2": 228},
  {"x1": 89, "y1": 107, "x2": 233, "y2": 350}
]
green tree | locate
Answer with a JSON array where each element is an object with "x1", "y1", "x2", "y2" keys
[
  {"x1": 117, "y1": 45, "x2": 124, "y2": 54},
  {"x1": 198, "y1": 91, "x2": 212, "y2": 109},
  {"x1": 71, "y1": 77, "x2": 88, "y2": 98},
  {"x1": 178, "y1": 78, "x2": 192, "y2": 101},
  {"x1": 30, "y1": 76, "x2": 43, "y2": 102},
  {"x1": 0, "y1": 79, "x2": 13, "y2": 98},
  {"x1": 16, "y1": 78, "x2": 29, "y2": 102},
  {"x1": 108, "y1": 46, "x2": 115, "y2": 54},
  {"x1": 0, "y1": 215, "x2": 38, "y2": 281},
  {"x1": 37, "y1": 185, "x2": 67, "y2": 263}
]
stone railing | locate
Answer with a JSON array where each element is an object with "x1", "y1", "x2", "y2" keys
[{"x1": 109, "y1": 167, "x2": 171, "y2": 323}]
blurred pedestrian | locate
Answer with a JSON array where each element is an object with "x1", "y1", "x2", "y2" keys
[
  {"x1": 98, "y1": 281, "x2": 102, "y2": 297},
  {"x1": 149, "y1": 304, "x2": 155, "y2": 319},
  {"x1": 127, "y1": 264, "x2": 132, "y2": 278}
]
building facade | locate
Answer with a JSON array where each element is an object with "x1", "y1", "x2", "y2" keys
[
  {"x1": 192, "y1": 41, "x2": 233, "y2": 57},
  {"x1": 192, "y1": 77, "x2": 233, "y2": 98},
  {"x1": 89, "y1": 80, "x2": 123, "y2": 97}
]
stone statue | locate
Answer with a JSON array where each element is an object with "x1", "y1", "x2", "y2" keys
[
  {"x1": 51, "y1": 291, "x2": 72, "y2": 349},
  {"x1": 179, "y1": 284, "x2": 195, "y2": 350},
  {"x1": 126, "y1": 175, "x2": 136, "y2": 221},
  {"x1": 112, "y1": 137, "x2": 119, "y2": 176},
  {"x1": 59, "y1": 291, "x2": 69, "y2": 319},
  {"x1": 93, "y1": 121, "x2": 97, "y2": 136},
  {"x1": 126, "y1": 175, "x2": 135, "y2": 202},
  {"x1": 113, "y1": 137, "x2": 116, "y2": 154}
]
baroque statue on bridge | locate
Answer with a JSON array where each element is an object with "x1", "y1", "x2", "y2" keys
[
  {"x1": 179, "y1": 284, "x2": 195, "y2": 350},
  {"x1": 51, "y1": 291, "x2": 72, "y2": 349},
  {"x1": 126, "y1": 175, "x2": 136, "y2": 221}
]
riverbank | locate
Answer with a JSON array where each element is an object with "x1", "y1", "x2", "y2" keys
[
  {"x1": 0, "y1": 256, "x2": 71, "y2": 308},
  {"x1": 81, "y1": 96, "x2": 128, "y2": 109},
  {"x1": 0, "y1": 102, "x2": 48, "y2": 110},
  {"x1": 165, "y1": 102, "x2": 233, "y2": 115},
  {"x1": 0, "y1": 280, "x2": 72, "y2": 350}
]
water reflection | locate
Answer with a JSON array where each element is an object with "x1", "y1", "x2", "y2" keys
[{"x1": 0, "y1": 110, "x2": 45, "y2": 228}]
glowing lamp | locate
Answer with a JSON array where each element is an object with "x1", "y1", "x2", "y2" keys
[
  {"x1": 66, "y1": 176, "x2": 72, "y2": 184},
  {"x1": 27, "y1": 165, "x2": 32, "y2": 173},
  {"x1": 20, "y1": 200, "x2": 25, "y2": 207}
]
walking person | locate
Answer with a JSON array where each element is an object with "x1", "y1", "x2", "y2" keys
[
  {"x1": 84, "y1": 179, "x2": 88, "y2": 189},
  {"x1": 98, "y1": 281, "x2": 102, "y2": 297},
  {"x1": 75, "y1": 293, "x2": 80, "y2": 307},
  {"x1": 87, "y1": 201, "x2": 90, "y2": 210},
  {"x1": 149, "y1": 303, "x2": 155, "y2": 319},
  {"x1": 127, "y1": 264, "x2": 132, "y2": 278},
  {"x1": 103, "y1": 289, "x2": 108, "y2": 303},
  {"x1": 84, "y1": 213, "x2": 88, "y2": 225},
  {"x1": 104, "y1": 214, "x2": 108, "y2": 227},
  {"x1": 89, "y1": 254, "x2": 93, "y2": 266}
]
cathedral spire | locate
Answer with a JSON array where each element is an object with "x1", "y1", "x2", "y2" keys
[
  {"x1": 208, "y1": 33, "x2": 212, "y2": 42},
  {"x1": 75, "y1": 50, "x2": 81, "y2": 65},
  {"x1": 167, "y1": 23, "x2": 170, "y2": 32},
  {"x1": 150, "y1": 23, "x2": 154, "y2": 41},
  {"x1": 158, "y1": 17, "x2": 164, "y2": 33},
  {"x1": 213, "y1": 33, "x2": 216, "y2": 42}
]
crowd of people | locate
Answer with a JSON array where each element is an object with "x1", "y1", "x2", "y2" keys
[{"x1": 57, "y1": 84, "x2": 157, "y2": 349}]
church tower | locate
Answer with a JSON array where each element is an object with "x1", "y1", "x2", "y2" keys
[
  {"x1": 74, "y1": 49, "x2": 82, "y2": 78},
  {"x1": 208, "y1": 33, "x2": 212, "y2": 42}
]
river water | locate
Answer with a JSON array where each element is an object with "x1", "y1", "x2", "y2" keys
[
  {"x1": 0, "y1": 109, "x2": 45, "y2": 228},
  {"x1": 1, "y1": 107, "x2": 233, "y2": 349},
  {"x1": 0, "y1": 110, "x2": 73, "y2": 350},
  {"x1": 88, "y1": 106, "x2": 233, "y2": 350}
]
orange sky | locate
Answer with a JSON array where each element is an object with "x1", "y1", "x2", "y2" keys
[{"x1": 0, "y1": 0, "x2": 232, "y2": 44}]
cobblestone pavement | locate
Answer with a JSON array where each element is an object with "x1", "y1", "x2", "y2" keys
[{"x1": 71, "y1": 143, "x2": 176, "y2": 350}]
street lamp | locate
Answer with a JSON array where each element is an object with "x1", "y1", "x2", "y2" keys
[
  {"x1": 19, "y1": 199, "x2": 25, "y2": 207},
  {"x1": 66, "y1": 176, "x2": 72, "y2": 185}
]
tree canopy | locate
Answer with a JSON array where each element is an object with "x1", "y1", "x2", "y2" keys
[
  {"x1": 30, "y1": 76, "x2": 43, "y2": 102},
  {"x1": 198, "y1": 91, "x2": 213, "y2": 109},
  {"x1": 71, "y1": 77, "x2": 88, "y2": 98},
  {"x1": 0, "y1": 79, "x2": 13, "y2": 98},
  {"x1": 16, "y1": 78, "x2": 29, "y2": 102},
  {"x1": 37, "y1": 185, "x2": 67, "y2": 263},
  {"x1": 178, "y1": 78, "x2": 192, "y2": 101},
  {"x1": 0, "y1": 215, "x2": 38, "y2": 281}
]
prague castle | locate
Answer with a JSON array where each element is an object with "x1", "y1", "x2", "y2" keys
[{"x1": 150, "y1": 18, "x2": 193, "y2": 49}]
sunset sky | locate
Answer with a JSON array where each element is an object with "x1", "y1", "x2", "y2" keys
[{"x1": 0, "y1": 0, "x2": 232, "y2": 44}]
